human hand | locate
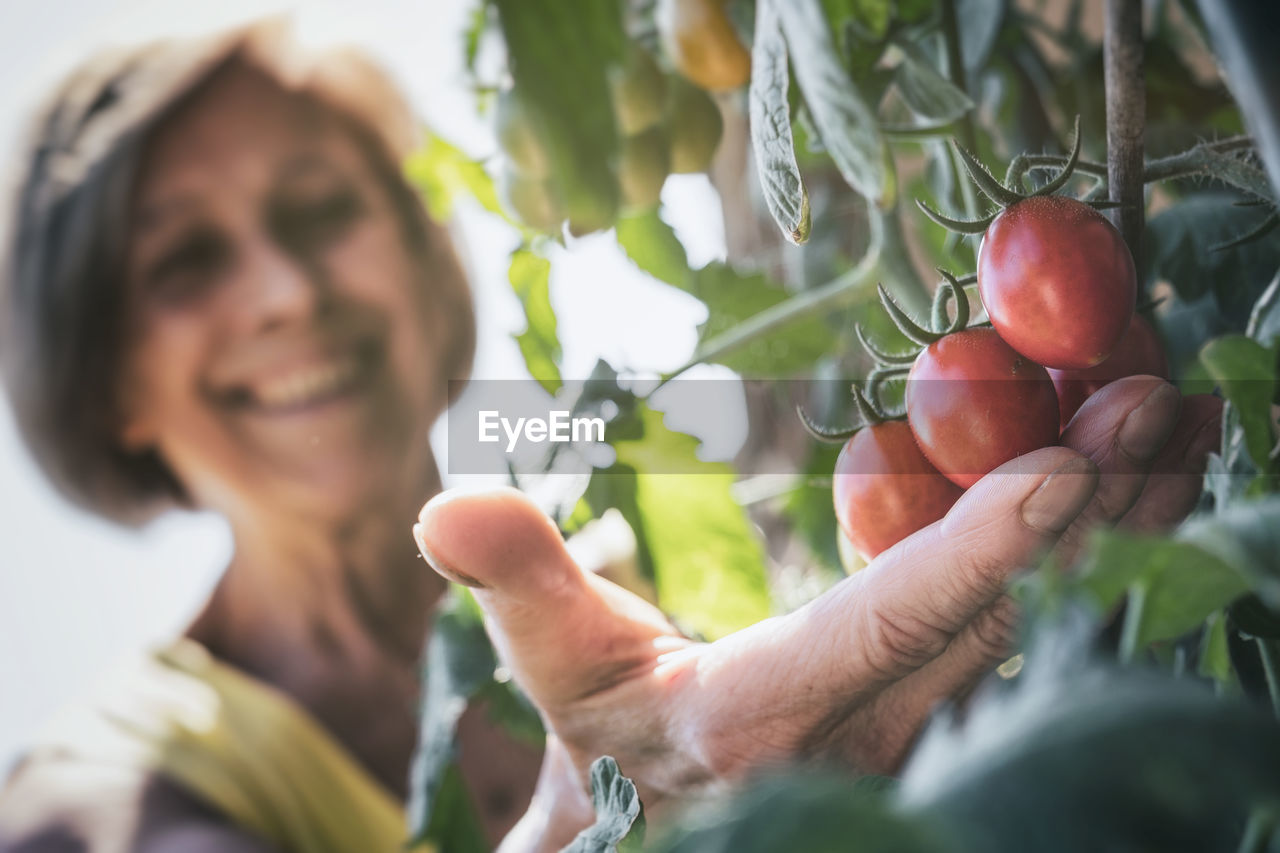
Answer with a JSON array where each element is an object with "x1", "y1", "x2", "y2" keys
[{"x1": 412, "y1": 376, "x2": 1220, "y2": 849}]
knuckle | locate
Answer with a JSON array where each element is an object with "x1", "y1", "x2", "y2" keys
[
  {"x1": 859, "y1": 597, "x2": 949, "y2": 679},
  {"x1": 969, "y1": 601, "x2": 1020, "y2": 661}
]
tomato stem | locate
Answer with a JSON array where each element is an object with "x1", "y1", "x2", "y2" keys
[
  {"x1": 951, "y1": 141, "x2": 1027, "y2": 208},
  {"x1": 795, "y1": 404, "x2": 861, "y2": 443},
  {"x1": 855, "y1": 324, "x2": 919, "y2": 366},
  {"x1": 936, "y1": 268, "x2": 972, "y2": 334},
  {"x1": 1029, "y1": 115, "x2": 1083, "y2": 198},
  {"x1": 914, "y1": 197, "x2": 995, "y2": 234},
  {"x1": 850, "y1": 384, "x2": 885, "y2": 426},
  {"x1": 866, "y1": 367, "x2": 909, "y2": 419},
  {"x1": 878, "y1": 284, "x2": 944, "y2": 346}
]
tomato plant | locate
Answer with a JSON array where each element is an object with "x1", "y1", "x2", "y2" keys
[
  {"x1": 977, "y1": 195, "x2": 1137, "y2": 370},
  {"x1": 412, "y1": 0, "x2": 1280, "y2": 849}
]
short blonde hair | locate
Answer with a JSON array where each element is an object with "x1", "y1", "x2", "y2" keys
[{"x1": 1, "y1": 20, "x2": 475, "y2": 523}]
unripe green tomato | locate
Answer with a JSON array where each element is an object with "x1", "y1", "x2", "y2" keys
[
  {"x1": 618, "y1": 126, "x2": 671, "y2": 211},
  {"x1": 565, "y1": 168, "x2": 621, "y2": 237},
  {"x1": 666, "y1": 76, "x2": 723, "y2": 174},
  {"x1": 498, "y1": 166, "x2": 565, "y2": 232},
  {"x1": 495, "y1": 88, "x2": 553, "y2": 179},
  {"x1": 609, "y1": 45, "x2": 668, "y2": 136}
]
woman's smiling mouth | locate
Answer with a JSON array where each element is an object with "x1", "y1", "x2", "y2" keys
[{"x1": 222, "y1": 339, "x2": 382, "y2": 416}]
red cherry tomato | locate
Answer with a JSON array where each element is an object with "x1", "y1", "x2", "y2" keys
[
  {"x1": 978, "y1": 195, "x2": 1136, "y2": 370},
  {"x1": 833, "y1": 420, "x2": 964, "y2": 561},
  {"x1": 906, "y1": 327, "x2": 1060, "y2": 489},
  {"x1": 1048, "y1": 315, "x2": 1170, "y2": 431}
]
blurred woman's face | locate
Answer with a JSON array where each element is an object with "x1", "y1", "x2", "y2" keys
[{"x1": 118, "y1": 63, "x2": 448, "y2": 524}]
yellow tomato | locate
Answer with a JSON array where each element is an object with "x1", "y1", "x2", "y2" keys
[{"x1": 656, "y1": 0, "x2": 752, "y2": 92}]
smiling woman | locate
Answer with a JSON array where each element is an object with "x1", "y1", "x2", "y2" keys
[{"x1": 0, "y1": 21, "x2": 545, "y2": 853}]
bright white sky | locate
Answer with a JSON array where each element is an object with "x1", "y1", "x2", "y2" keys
[{"x1": 0, "y1": 0, "x2": 745, "y2": 768}]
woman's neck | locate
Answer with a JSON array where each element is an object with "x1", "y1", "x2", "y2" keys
[{"x1": 186, "y1": 470, "x2": 448, "y2": 795}]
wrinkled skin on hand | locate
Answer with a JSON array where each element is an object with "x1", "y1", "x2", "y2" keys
[{"x1": 412, "y1": 377, "x2": 1221, "y2": 851}]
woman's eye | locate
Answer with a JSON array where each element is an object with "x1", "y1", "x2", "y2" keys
[
  {"x1": 145, "y1": 230, "x2": 230, "y2": 305},
  {"x1": 274, "y1": 189, "x2": 365, "y2": 252}
]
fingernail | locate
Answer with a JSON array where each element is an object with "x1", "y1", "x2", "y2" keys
[
  {"x1": 1020, "y1": 457, "x2": 1099, "y2": 533},
  {"x1": 412, "y1": 522, "x2": 487, "y2": 588},
  {"x1": 1117, "y1": 383, "x2": 1181, "y2": 462},
  {"x1": 418, "y1": 488, "x2": 465, "y2": 525}
]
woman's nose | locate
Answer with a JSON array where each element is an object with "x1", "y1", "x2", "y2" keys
[{"x1": 233, "y1": 236, "x2": 328, "y2": 331}]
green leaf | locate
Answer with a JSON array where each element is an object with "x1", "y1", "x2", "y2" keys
[
  {"x1": 893, "y1": 40, "x2": 975, "y2": 123},
  {"x1": 407, "y1": 591, "x2": 497, "y2": 844},
  {"x1": 560, "y1": 757, "x2": 645, "y2": 853},
  {"x1": 779, "y1": 0, "x2": 888, "y2": 202},
  {"x1": 415, "y1": 764, "x2": 488, "y2": 853},
  {"x1": 478, "y1": 675, "x2": 546, "y2": 746},
  {"x1": 614, "y1": 209, "x2": 692, "y2": 291},
  {"x1": 492, "y1": 0, "x2": 625, "y2": 232},
  {"x1": 405, "y1": 133, "x2": 507, "y2": 222},
  {"x1": 782, "y1": 441, "x2": 844, "y2": 575},
  {"x1": 1144, "y1": 195, "x2": 1280, "y2": 325},
  {"x1": 654, "y1": 772, "x2": 946, "y2": 853},
  {"x1": 462, "y1": 2, "x2": 490, "y2": 75},
  {"x1": 1179, "y1": 497, "x2": 1280, "y2": 607},
  {"x1": 509, "y1": 248, "x2": 563, "y2": 394},
  {"x1": 607, "y1": 404, "x2": 772, "y2": 639},
  {"x1": 821, "y1": 0, "x2": 892, "y2": 42},
  {"x1": 902, "y1": 668, "x2": 1280, "y2": 852},
  {"x1": 1199, "y1": 335, "x2": 1277, "y2": 470},
  {"x1": 1076, "y1": 533, "x2": 1249, "y2": 649},
  {"x1": 691, "y1": 263, "x2": 836, "y2": 376},
  {"x1": 750, "y1": 0, "x2": 812, "y2": 244}
]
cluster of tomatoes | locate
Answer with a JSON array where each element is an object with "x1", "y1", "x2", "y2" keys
[
  {"x1": 495, "y1": 0, "x2": 748, "y2": 235},
  {"x1": 829, "y1": 193, "x2": 1170, "y2": 563}
]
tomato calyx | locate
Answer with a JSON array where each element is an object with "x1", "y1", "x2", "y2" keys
[
  {"x1": 915, "y1": 116, "x2": 1120, "y2": 235},
  {"x1": 797, "y1": 383, "x2": 886, "y2": 444},
  {"x1": 859, "y1": 268, "x2": 973, "y2": 362}
]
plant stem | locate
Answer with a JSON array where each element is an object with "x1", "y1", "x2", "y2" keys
[
  {"x1": 939, "y1": 0, "x2": 977, "y2": 154},
  {"x1": 1256, "y1": 637, "x2": 1280, "y2": 719},
  {"x1": 1001, "y1": 137, "x2": 1264, "y2": 199},
  {"x1": 654, "y1": 216, "x2": 884, "y2": 390},
  {"x1": 1144, "y1": 138, "x2": 1274, "y2": 202},
  {"x1": 1104, "y1": 0, "x2": 1146, "y2": 273},
  {"x1": 1118, "y1": 581, "x2": 1147, "y2": 665}
]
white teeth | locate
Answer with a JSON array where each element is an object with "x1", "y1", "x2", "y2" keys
[{"x1": 252, "y1": 357, "x2": 361, "y2": 410}]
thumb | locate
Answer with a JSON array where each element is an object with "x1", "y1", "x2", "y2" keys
[{"x1": 413, "y1": 487, "x2": 682, "y2": 709}]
